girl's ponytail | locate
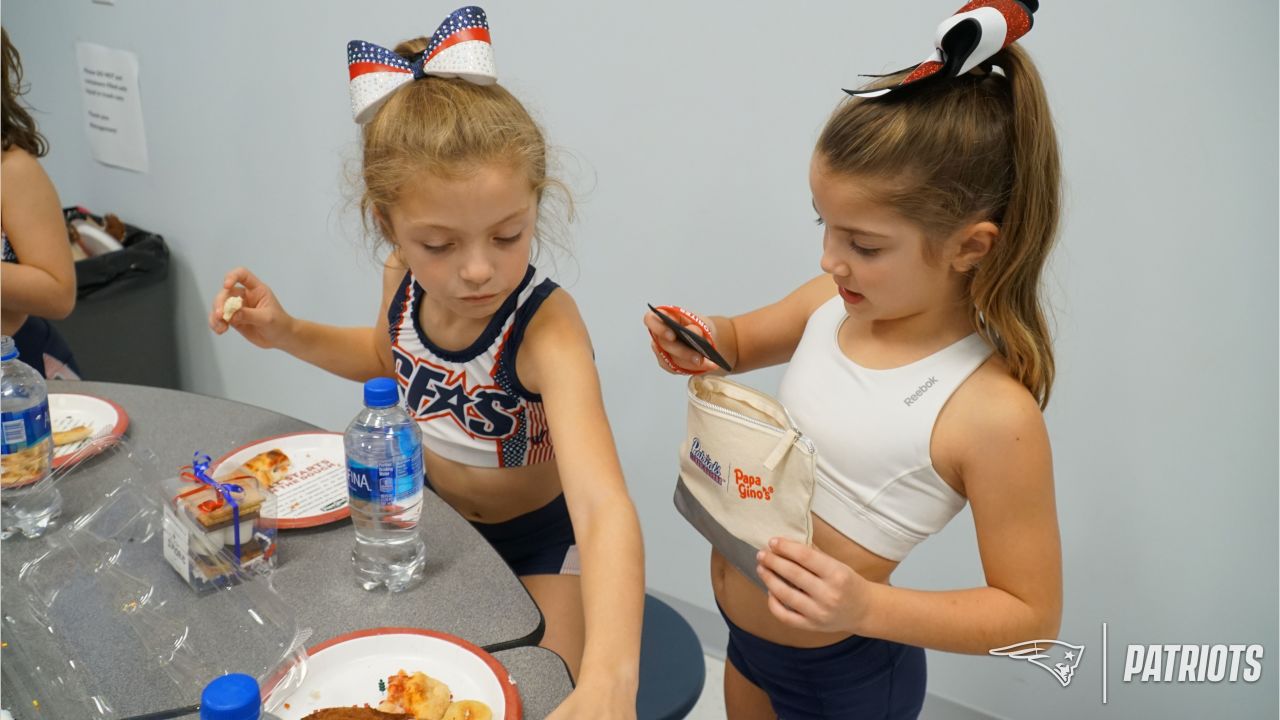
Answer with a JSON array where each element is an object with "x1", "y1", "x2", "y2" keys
[{"x1": 967, "y1": 44, "x2": 1060, "y2": 409}]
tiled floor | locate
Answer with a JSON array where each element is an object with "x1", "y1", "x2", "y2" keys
[{"x1": 685, "y1": 653, "x2": 728, "y2": 719}]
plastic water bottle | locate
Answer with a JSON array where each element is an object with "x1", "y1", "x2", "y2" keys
[
  {"x1": 344, "y1": 377, "x2": 426, "y2": 592},
  {"x1": 0, "y1": 335, "x2": 61, "y2": 539},
  {"x1": 200, "y1": 673, "x2": 282, "y2": 720}
]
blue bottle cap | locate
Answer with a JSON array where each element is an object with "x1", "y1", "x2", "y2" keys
[
  {"x1": 364, "y1": 377, "x2": 399, "y2": 408},
  {"x1": 1, "y1": 336, "x2": 17, "y2": 361},
  {"x1": 200, "y1": 673, "x2": 261, "y2": 720}
]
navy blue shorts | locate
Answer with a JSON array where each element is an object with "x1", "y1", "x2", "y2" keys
[
  {"x1": 424, "y1": 474, "x2": 578, "y2": 577},
  {"x1": 13, "y1": 317, "x2": 80, "y2": 380},
  {"x1": 719, "y1": 603, "x2": 926, "y2": 720}
]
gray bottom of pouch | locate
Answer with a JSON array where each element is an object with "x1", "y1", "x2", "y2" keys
[{"x1": 673, "y1": 476, "x2": 766, "y2": 592}]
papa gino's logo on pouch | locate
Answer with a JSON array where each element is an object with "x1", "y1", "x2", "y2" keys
[
  {"x1": 689, "y1": 437, "x2": 725, "y2": 486},
  {"x1": 734, "y1": 468, "x2": 774, "y2": 502}
]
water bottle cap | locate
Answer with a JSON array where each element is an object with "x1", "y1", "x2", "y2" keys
[
  {"x1": 200, "y1": 673, "x2": 261, "y2": 720},
  {"x1": 363, "y1": 377, "x2": 399, "y2": 408},
  {"x1": 1, "y1": 336, "x2": 16, "y2": 361}
]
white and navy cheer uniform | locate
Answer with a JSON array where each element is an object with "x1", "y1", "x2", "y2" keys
[{"x1": 387, "y1": 264, "x2": 580, "y2": 575}]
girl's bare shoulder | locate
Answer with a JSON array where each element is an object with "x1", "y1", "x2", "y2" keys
[
  {"x1": 933, "y1": 352, "x2": 1050, "y2": 493},
  {"x1": 1, "y1": 146, "x2": 43, "y2": 184}
]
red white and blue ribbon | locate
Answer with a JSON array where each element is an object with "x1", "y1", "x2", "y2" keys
[
  {"x1": 347, "y1": 5, "x2": 497, "y2": 123},
  {"x1": 845, "y1": 0, "x2": 1037, "y2": 99}
]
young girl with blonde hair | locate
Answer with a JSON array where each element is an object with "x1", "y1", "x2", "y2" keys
[
  {"x1": 645, "y1": 2, "x2": 1061, "y2": 717},
  {"x1": 212, "y1": 8, "x2": 642, "y2": 717}
]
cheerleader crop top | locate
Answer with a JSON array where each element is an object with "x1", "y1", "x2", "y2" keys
[
  {"x1": 777, "y1": 296, "x2": 993, "y2": 561},
  {"x1": 388, "y1": 265, "x2": 559, "y2": 468}
]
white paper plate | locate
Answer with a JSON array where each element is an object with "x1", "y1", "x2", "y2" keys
[
  {"x1": 49, "y1": 393, "x2": 129, "y2": 469},
  {"x1": 211, "y1": 432, "x2": 348, "y2": 529},
  {"x1": 272, "y1": 628, "x2": 520, "y2": 720}
]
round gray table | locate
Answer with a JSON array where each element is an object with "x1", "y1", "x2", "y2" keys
[
  {"x1": 491, "y1": 647, "x2": 578, "y2": 720},
  {"x1": 1, "y1": 381, "x2": 572, "y2": 718}
]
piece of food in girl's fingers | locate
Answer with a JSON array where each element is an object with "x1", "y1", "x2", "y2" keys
[{"x1": 222, "y1": 295, "x2": 243, "y2": 322}]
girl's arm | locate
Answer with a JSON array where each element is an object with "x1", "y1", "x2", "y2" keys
[
  {"x1": 523, "y1": 290, "x2": 645, "y2": 706},
  {"x1": 645, "y1": 274, "x2": 837, "y2": 375},
  {"x1": 757, "y1": 379, "x2": 1063, "y2": 653},
  {"x1": 207, "y1": 257, "x2": 400, "y2": 382},
  {"x1": 0, "y1": 149, "x2": 76, "y2": 321}
]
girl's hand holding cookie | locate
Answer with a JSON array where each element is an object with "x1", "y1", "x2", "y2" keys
[{"x1": 208, "y1": 267, "x2": 296, "y2": 350}]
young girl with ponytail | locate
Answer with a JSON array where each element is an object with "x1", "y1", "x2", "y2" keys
[{"x1": 644, "y1": 2, "x2": 1062, "y2": 717}]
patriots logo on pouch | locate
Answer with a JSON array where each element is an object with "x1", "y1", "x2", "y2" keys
[
  {"x1": 689, "y1": 437, "x2": 725, "y2": 486},
  {"x1": 989, "y1": 639, "x2": 1085, "y2": 687}
]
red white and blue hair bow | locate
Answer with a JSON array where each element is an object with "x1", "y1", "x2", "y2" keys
[
  {"x1": 846, "y1": 0, "x2": 1037, "y2": 99},
  {"x1": 347, "y1": 5, "x2": 497, "y2": 123}
]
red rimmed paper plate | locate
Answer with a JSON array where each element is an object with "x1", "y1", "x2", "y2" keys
[
  {"x1": 272, "y1": 627, "x2": 521, "y2": 720},
  {"x1": 211, "y1": 432, "x2": 349, "y2": 529},
  {"x1": 50, "y1": 393, "x2": 129, "y2": 469}
]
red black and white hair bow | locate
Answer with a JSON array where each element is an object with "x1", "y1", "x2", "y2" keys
[
  {"x1": 845, "y1": 0, "x2": 1037, "y2": 99},
  {"x1": 347, "y1": 5, "x2": 497, "y2": 123}
]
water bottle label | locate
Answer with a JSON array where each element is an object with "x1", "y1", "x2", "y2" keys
[
  {"x1": 1, "y1": 403, "x2": 52, "y2": 455},
  {"x1": 347, "y1": 446, "x2": 423, "y2": 505}
]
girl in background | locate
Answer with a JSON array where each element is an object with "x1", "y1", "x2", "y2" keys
[{"x1": 2, "y1": 27, "x2": 79, "y2": 379}]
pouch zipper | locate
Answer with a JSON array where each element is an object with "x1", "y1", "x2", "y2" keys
[{"x1": 688, "y1": 391, "x2": 817, "y2": 455}]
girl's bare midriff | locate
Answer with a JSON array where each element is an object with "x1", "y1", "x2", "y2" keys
[
  {"x1": 711, "y1": 514, "x2": 902, "y2": 648},
  {"x1": 423, "y1": 442, "x2": 564, "y2": 523}
]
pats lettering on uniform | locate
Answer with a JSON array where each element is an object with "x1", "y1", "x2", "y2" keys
[
  {"x1": 469, "y1": 390, "x2": 520, "y2": 437},
  {"x1": 394, "y1": 348, "x2": 519, "y2": 439}
]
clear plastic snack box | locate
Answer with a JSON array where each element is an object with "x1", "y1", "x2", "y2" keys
[
  {"x1": 0, "y1": 439, "x2": 309, "y2": 719},
  {"x1": 161, "y1": 452, "x2": 279, "y2": 592}
]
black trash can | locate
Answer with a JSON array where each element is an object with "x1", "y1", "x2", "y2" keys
[{"x1": 50, "y1": 208, "x2": 180, "y2": 389}]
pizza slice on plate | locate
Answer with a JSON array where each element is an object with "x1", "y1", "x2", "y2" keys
[{"x1": 242, "y1": 448, "x2": 290, "y2": 488}]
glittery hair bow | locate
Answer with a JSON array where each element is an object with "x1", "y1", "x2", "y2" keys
[
  {"x1": 347, "y1": 5, "x2": 497, "y2": 123},
  {"x1": 845, "y1": 0, "x2": 1037, "y2": 99}
]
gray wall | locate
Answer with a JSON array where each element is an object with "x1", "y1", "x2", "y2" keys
[{"x1": 4, "y1": 1, "x2": 1276, "y2": 717}]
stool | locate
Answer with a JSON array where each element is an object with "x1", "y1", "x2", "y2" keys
[{"x1": 637, "y1": 593, "x2": 707, "y2": 719}]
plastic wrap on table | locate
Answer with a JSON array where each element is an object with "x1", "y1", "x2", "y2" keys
[{"x1": 0, "y1": 438, "x2": 309, "y2": 719}]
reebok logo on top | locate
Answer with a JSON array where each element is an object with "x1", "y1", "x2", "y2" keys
[{"x1": 903, "y1": 376, "x2": 939, "y2": 407}]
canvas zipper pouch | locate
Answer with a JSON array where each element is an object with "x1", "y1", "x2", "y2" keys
[{"x1": 673, "y1": 374, "x2": 817, "y2": 589}]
